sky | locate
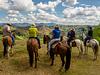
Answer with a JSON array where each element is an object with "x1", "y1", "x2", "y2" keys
[{"x1": 0, "y1": 0, "x2": 100, "y2": 25}]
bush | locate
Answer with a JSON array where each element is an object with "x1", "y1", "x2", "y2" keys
[{"x1": 93, "y1": 25, "x2": 100, "y2": 43}]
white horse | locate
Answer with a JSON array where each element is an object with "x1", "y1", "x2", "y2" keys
[
  {"x1": 83, "y1": 33, "x2": 99, "y2": 60},
  {"x1": 70, "y1": 39, "x2": 84, "y2": 57},
  {"x1": 63, "y1": 36, "x2": 84, "y2": 57}
]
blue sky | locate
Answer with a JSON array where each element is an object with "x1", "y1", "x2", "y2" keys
[{"x1": 0, "y1": 0, "x2": 100, "y2": 25}]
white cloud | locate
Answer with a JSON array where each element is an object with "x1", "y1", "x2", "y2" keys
[
  {"x1": 37, "y1": 1, "x2": 60, "y2": 11},
  {"x1": 61, "y1": 0, "x2": 78, "y2": 6},
  {"x1": 0, "y1": 0, "x2": 36, "y2": 11},
  {"x1": 37, "y1": 9, "x2": 58, "y2": 22},
  {"x1": 63, "y1": 6, "x2": 100, "y2": 17},
  {"x1": 66, "y1": 0, "x2": 78, "y2": 5},
  {"x1": 12, "y1": 0, "x2": 36, "y2": 11},
  {"x1": 62, "y1": 6, "x2": 100, "y2": 25},
  {"x1": 8, "y1": 10, "x2": 19, "y2": 15},
  {"x1": 0, "y1": 0, "x2": 9, "y2": 10}
]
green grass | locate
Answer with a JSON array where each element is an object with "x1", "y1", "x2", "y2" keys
[{"x1": 0, "y1": 39, "x2": 100, "y2": 75}]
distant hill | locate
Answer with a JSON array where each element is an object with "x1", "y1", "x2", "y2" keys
[{"x1": 0, "y1": 22, "x2": 56, "y2": 27}]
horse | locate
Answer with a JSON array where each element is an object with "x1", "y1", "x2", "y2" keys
[
  {"x1": 84, "y1": 39, "x2": 99, "y2": 60},
  {"x1": 64, "y1": 36, "x2": 84, "y2": 57},
  {"x1": 27, "y1": 38, "x2": 39, "y2": 68},
  {"x1": 49, "y1": 39, "x2": 71, "y2": 72},
  {"x1": 43, "y1": 35, "x2": 50, "y2": 44},
  {"x1": 2, "y1": 36, "x2": 13, "y2": 58},
  {"x1": 69, "y1": 39, "x2": 84, "y2": 57},
  {"x1": 83, "y1": 33, "x2": 99, "y2": 60},
  {"x1": 43, "y1": 35, "x2": 51, "y2": 54}
]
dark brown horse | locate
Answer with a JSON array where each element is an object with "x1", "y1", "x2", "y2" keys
[
  {"x1": 43, "y1": 35, "x2": 51, "y2": 54},
  {"x1": 50, "y1": 40, "x2": 71, "y2": 72},
  {"x1": 2, "y1": 36, "x2": 13, "y2": 58},
  {"x1": 43, "y1": 35, "x2": 50, "y2": 44},
  {"x1": 27, "y1": 38, "x2": 39, "y2": 68}
]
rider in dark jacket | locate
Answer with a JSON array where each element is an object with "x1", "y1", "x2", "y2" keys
[
  {"x1": 67, "y1": 28, "x2": 75, "y2": 46},
  {"x1": 84, "y1": 26, "x2": 93, "y2": 46}
]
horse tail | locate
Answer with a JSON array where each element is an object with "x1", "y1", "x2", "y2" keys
[
  {"x1": 27, "y1": 39, "x2": 34, "y2": 67},
  {"x1": 3, "y1": 37, "x2": 8, "y2": 56},
  {"x1": 65, "y1": 47, "x2": 71, "y2": 71},
  {"x1": 94, "y1": 41, "x2": 99, "y2": 56},
  {"x1": 3, "y1": 37, "x2": 8, "y2": 46},
  {"x1": 80, "y1": 41, "x2": 84, "y2": 54}
]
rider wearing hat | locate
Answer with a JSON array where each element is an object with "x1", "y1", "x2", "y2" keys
[
  {"x1": 3, "y1": 23, "x2": 12, "y2": 36},
  {"x1": 67, "y1": 28, "x2": 76, "y2": 46},
  {"x1": 48, "y1": 25, "x2": 61, "y2": 51},
  {"x1": 2, "y1": 23, "x2": 15, "y2": 45},
  {"x1": 28, "y1": 23, "x2": 41, "y2": 49},
  {"x1": 84, "y1": 26, "x2": 93, "y2": 46}
]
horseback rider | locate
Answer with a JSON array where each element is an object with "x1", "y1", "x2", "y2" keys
[
  {"x1": 28, "y1": 24, "x2": 41, "y2": 49},
  {"x1": 84, "y1": 26, "x2": 93, "y2": 46},
  {"x1": 67, "y1": 28, "x2": 76, "y2": 46},
  {"x1": 2, "y1": 23, "x2": 15, "y2": 45},
  {"x1": 48, "y1": 25, "x2": 61, "y2": 51}
]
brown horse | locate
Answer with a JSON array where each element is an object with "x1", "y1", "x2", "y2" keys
[
  {"x1": 27, "y1": 38, "x2": 39, "y2": 68},
  {"x1": 43, "y1": 35, "x2": 51, "y2": 54},
  {"x1": 2, "y1": 36, "x2": 13, "y2": 58},
  {"x1": 50, "y1": 40, "x2": 71, "y2": 72},
  {"x1": 43, "y1": 35, "x2": 50, "y2": 44}
]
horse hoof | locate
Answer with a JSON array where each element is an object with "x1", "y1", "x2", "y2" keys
[
  {"x1": 30, "y1": 65, "x2": 33, "y2": 67},
  {"x1": 59, "y1": 69, "x2": 62, "y2": 72},
  {"x1": 34, "y1": 66, "x2": 37, "y2": 68},
  {"x1": 65, "y1": 70, "x2": 67, "y2": 72},
  {"x1": 65, "y1": 69, "x2": 69, "y2": 72},
  {"x1": 50, "y1": 64, "x2": 53, "y2": 66},
  {"x1": 93, "y1": 58, "x2": 96, "y2": 61},
  {"x1": 84, "y1": 54, "x2": 87, "y2": 56}
]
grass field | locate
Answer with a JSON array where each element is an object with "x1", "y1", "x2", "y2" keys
[{"x1": 0, "y1": 39, "x2": 100, "y2": 75}]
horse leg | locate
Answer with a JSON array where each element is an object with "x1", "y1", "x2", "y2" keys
[
  {"x1": 6, "y1": 46, "x2": 11, "y2": 58},
  {"x1": 3, "y1": 44, "x2": 7, "y2": 57},
  {"x1": 59, "y1": 54, "x2": 65, "y2": 71},
  {"x1": 34, "y1": 52, "x2": 38, "y2": 68},
  {"x1": 93, "y1": 48, "x2": 98, "y2": 61},
  {"x1": 93, "y1": 44, "x2": 99, "y2": 61},
  {"x1": 10, "y1": 48, "x2": 13, "y2": 55},
  {"x1": 50, "y1": 49, "x2": 54, "y2": 66},
  {"x1": 84, "y1": 46, "x2": 88, "y2": 55},
  {"x1": 77, "y1": 46, "x2": 83, "y2": 57},
  {"x1": 93, "y1": 49, "x2": 96, "y2": 61},
  {"x1": 65, "y1": 48, "x2": 71, "y2": 72},
  {"x1": 28, "y1": 50, "x2": 33, "y2": 67},
  {"x1": 47, "y1": 43, "x2": 49, "y2": 55},
  {"x1": 77, "y1": 46, "x2": 81, "y2": 57}
]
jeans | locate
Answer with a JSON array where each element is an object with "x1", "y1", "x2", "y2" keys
[{"x1": 48, "y1": 38, "x2": 60, "y2": 51}]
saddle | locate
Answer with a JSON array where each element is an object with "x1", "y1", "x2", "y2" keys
[
  {"x1": 71, "y1": 40, "x2": 76, "y2": 47},
  {"x1": 86, "y1": 40, "x2": 91, "y2": 47},
  {"x1": 87, "y1": 40, "x2": 90, "y2": 43},
  {"x1": 51, "y1": 41, "x2": 60, "y2": 49}
]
